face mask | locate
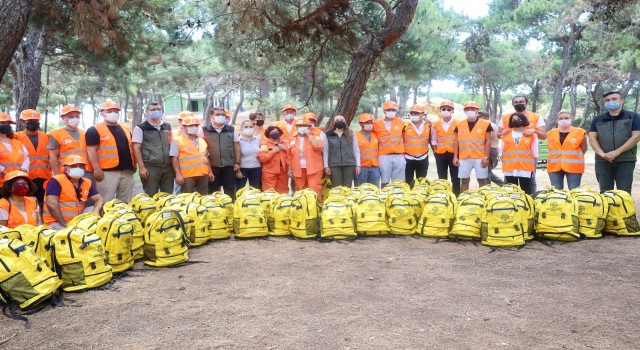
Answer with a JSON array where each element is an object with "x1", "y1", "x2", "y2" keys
[
  {"x1": 557, "y1": 119, "x2": 572, "y2": 127},
  {"x1": 297, "y1": 127, "x2": 308, "y2": 135},
  {"x1": 269, "y1": 133, "x2": 280, "y2": 140},
  {"x1": 242, "y1": 127, "x2": 254, "y2": 136},
  {"x1": 604, "y1": 101, "x2": 621, "y2": 111},
  {"x1": 441, "y1": 111, "x2": 452, "y2": 118},
  {"x1": 105, "y1": 112, "x2": 120, "y2": 123},
  {"x1": 385, "y1": 111, "x2": 396, "y2": 118},
  {"x1": 149, "y1": 110, "x2": 163, "y2": 120},
  {"x1": 66, "y1": 117, "x2": 80, "y2": 128},
  {"x1": 256, "y1": 120, "x2": 265, "y2": 127},
  {"x1": 285, "y1": 114, "x2": 295, "y2": 121},
  {"x1": 12, "y1": 183, "x2": 30, "y2": 197},
  {"x1": 514, "y1": 103, "x2": 526, "y2": 112},
  {"x1": 68, "y1": 167, "x2": 85, "y2": 179},
  {"x1": 223, "y1": 119, "x2": 230, "y2": 125},
  {"x1": 187, "y1": 126, "x2": 199, "y2": 135},
  {"x1": 465, "y1": 111, "x2": 477, "y2": 118},
  {"x1": 410, "y1": 116, "x2": 420, "y2": 122},
  {"x1": 0, "y1": 125, "x2": 12, "y2": 134},
  {"x1": 363, "y1": 124, "x2": 373, "y2": 131},
  {"x1": 335, "y1": 121, "x2": 346, "y2": 129},
  {"x1": 213, "y1": 116, "x2": 226, "y2": 124},
  {"x1": 511, "y1": 120, "x2": 524, "y2": 128},
  {"x1": 25, "y1": 122, "x2": 40, "y2": 131}
]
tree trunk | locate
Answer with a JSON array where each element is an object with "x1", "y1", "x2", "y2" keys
[
  {"x1": 10, "y1": 25, "x2": 48, "y2": 116},
  {"x1": 621, "y1": 60, "x2": 638, "y2": 99},
  {"x1": 186, "y1": 92, "x2": 192, "y2": 111},
  {"x1": 258, "y1": 70, "x2": 269, "y2": 107},
  {"x1": 232, "y1": 87, "x2": 244, "y2": 125},
  {"x1": 123, "y1": 89, "x2": 130, "y2": 123},
  {"x1": 635, "y1": 87, "x2": 639, "y2": 113},
  {"x1": 90, "y1": 92, "x2": 98, "y2": 126},
  {"x1": 569, "y1": 75, "x2": 578, "y2": 118},
  {"x1": 480, "y1": 67, "x2": 489, "y2": 111},
  {"x1": 131, "y1": 89, "x2": 144, "y2": 129},
  {"x1": 388, "y1": 86, "x2": 397, "y2": 102},
  {"x1": 412, "y1": 85, "x2": 419, "y2": 105},
  {"x1": 300, "y1": 67, "x2": 313, "y2": 103},
  {"x1": 0, "y1": 0, "x2": 34, "y2": 80},
  {"x1": 425, "y1": 79, "x2": 432, "y2": 103},
  {"x1": 332, "y1": 0, "x2": 419, "y2": 124},
  {"x1": 578, "y1": 77, "x2": 592, "y2": 128},
  {"x1": 398, "y1": 85, "x2": 410, "y2": 116},
  {"x1": 531, "y1": 79, "x2": 540, "y2": 113}
]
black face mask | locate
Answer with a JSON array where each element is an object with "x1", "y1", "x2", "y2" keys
[
  {"x1": 511, "y1": 120, "x2": 524, "y2": 128},
  {"x1": 256, "y1": 120, "x2": 265, "y2": 127},
  {"x1": 514, "y1": 103, "x2": 526, "y2": 112},
  {"x1": 335, "y1": 121, "x2": 346, "y2": 129},
  {"x1": 25, "y1": 122, "x2": 40, "y2": 131}
]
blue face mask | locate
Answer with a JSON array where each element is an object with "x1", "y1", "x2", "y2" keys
[
  {"x1": 223, "y1": 119, "x2": 230, "y2": 125},
  {"x1": 604, "y1": 101, "x2": 621, "y2": 111},
  {"x1": 149, "y1": 110, "x2": 163, "y2": 120}
]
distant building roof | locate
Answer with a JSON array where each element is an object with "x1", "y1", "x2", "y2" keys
[{"x1": 164, "y1": 93, "x2": 207, "y2": 100}]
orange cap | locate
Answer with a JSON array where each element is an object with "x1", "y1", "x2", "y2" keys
[
  {"x1": 20, "y1": 109, "x2": 41, "y2": 121},
  {"x1": 409, "y1": 105, "x2": 425, "y2": 113},
  {"x1": 358, "y1": 113, "x2": 373, "y2": 123},
  {"x1": 224, "y1": 109, "x2": 231, "y2": 117},
  {"x1": 64, "y1": 155, "x2": 87, "y2": 166},
  {"x1": 4, "y1": 170, "x2": 30, "y2": 182},
  {"x1": 302, "y1": 112, "x2": 317, "y2": 122},
  {"x1": 178, "y1": 111, "x2": 194, "y2": 121},
  {"x1": 282, "y1": 104, "x2": 297, "y2": 113},
  {"x1": 463, "y1": 101, "x2": 480, "y2": 110},
  {"x1": 60, "y1": 105, "x2": 81, "y2": 117},
  {"x1": 0, "y1": 112, "x2": 16, "y2": 124},
  {"x1": 182, "y1": 117, "x2": 201, "y2": 126},
  {"x1": 100, "y1": 101, "x2": 121, "y2": 111},
  {"x1": 296, "y1": 115, "x2": 313, "y2": 126},
  {"x1": 439, "y1": 100, "x2": 454, "y2": 109},
  {"x1": 382, "y1": 100, "x2": 398, "y2": 111}
]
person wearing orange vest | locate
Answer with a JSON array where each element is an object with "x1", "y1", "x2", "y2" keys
[
  {"x1": 0, "y1": 112, "x2": 29, "y2": 187},
  {"x1": 171, "y1": 117, "x2": 214, "y2": 195},
  {"x1": 403, "y1": 105, "x2": 431, "y2": 187},
  {"x1": 546, "y1": 111, "x2": 587, "y2": 189},
  {"x1": 431, "y1": 100, "x2": 460, "y2": 194},
  {"x1": 499, "y1": 113, "x2": 538, "y2": 195},
  {"x1": 48, "y1": 105, "x2": 93, "y2": 176},
  {"x1": 0, "y1": 171, "x2": 39, "y2": 228},
  {"x1": 258, "y1": 125, "x2": 289, "y2": 194},
  {"x1": 15, "y1": 109, "x2": 51, "y2": 207},
  {"x1": 354, "y1": 113, "x2": 380, "y2": 187},
  {"x1": 287, "y1": 115, "x2": 324, "y2": 200},
  {"x1": 453, "y1": 101, "x2": 493, "y2": 192},
  {"x1": 86, "y1": 101, "x2": 136, "y2": 203},
  {"x1": 275, "y1": 104, "x2": 298, "y2": 143},
  {"x1": 43, "y1": 155, "x2": 103, "y2": 229},
  {"x1": 373, "y1": 100, "x2": 406, "y2": 187}
]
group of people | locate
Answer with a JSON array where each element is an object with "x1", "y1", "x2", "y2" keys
[{"x1": 0, "y1": 90, "x2": 637, "y2": 230}]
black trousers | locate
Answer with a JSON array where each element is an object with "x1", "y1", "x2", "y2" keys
[
  {"x1": 434, "y1": 152, "x2": 460, "y2": 195},
  {"x1": 405, "y1": 157, "x2": 429, "y2": 187},
  {"x1": 505, "y1": 176, "x2": 533, "y2": 195},
  {"x1": 210, "y1": 166, "x2": 236, "y2": 200}
]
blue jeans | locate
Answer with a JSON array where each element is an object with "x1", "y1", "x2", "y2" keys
[
  {"x1": 548, "y1": 171, "x2": 582, "y2": 190},
  {"x1": 354, "y1": 166, "x2": 381, "y2": 187},
  {"x1": 236, "y1": 167, "x2": 262, "y2": 189}
]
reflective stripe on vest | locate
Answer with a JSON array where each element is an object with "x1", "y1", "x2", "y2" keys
[
  {"x1": 1, "y1": 197, "x2": 37, "y2": 228},
  {"x1": 15, "y1": 131, "x2": 52, "y2": 180},
  {"x1": 356, "y1": 131, "x2": 379, "y2": 167},
  {"x1": 49, "y1": 128, "x2": 93, "y2": 172},
  {"x1": 501, "y1": 133, "x2": 536, "y2": 172},
  {"x1": 546, "y1": 128, "x2": 585, "y2": 173},
  {"x1": 43, "y1": 174, "x2": 91, "y2": 225},
  {"x1": 0, "y1": 138, "x2": 26, "y2": 186},
  {"x1": 176, "y1": 136, "x2": 209, "y2": 178},
  {"x1": 94, "y1": 123, "x2": 133, "y2": 169},
  {"x1": 373, "y1": 119, "x2": 405, "y2": 155},
  {"x1": 403, "y1": 122, "x2": 430, "y2": 157},
  {"x1": 433, "y1": 119, "x2": 459, "y2": 154},
  {"x1": 457, "y1": 119, "x2": 490, "y2": 159}
]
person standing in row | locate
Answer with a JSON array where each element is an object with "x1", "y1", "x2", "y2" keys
[
  {"x1": 132, "y1": 101, "x2": 174, "y2": 196},
  {"x1": 374, "y1": 100, "x2": 406, "y2": 187},
  {"x1": 172, "y1": 117, "x2": 213, "y2": 195},
  {"x1": 403, "y1": 105, "x2": 431, "y2": 186},
  {"x1": 0, "y1": 171, "x2": 39, "y2": 228},
  {"x1": 322, "y1": 114, "x2": 360, "y2": 188},
  {"x1": 454, "y1": 101, "x2": 492, "y2": 193},
  {"x1": 288, "y1": 116, "x2": 323, "y2": 199},
  {"x1": 86, "y1": 101, "x2": 135, "y2": 203},
  {"x1": 276, "y1": 104, "x2": 298, "y2": 143},
  {"x1": 500, "y1": 113, "x2": 538, "y2": 195},
  {"x1": 259, "y1": 126, "x2": 289, "y2": 194},
  {"x1": 478, "y1": 111, "x2": 504, "y2": 186},
  {"x1": 235, "y1": 120, "x2": 262, "y2": 189},
  {"x1": 354, "y1": 113, "x2": 380, "y2": 187},
  {"x1": 546, "y1": 111, "x2": 587, "y2": 190},
  {"x1": 0, "y1": 112, "x2": 28, "y2": 187},
  {"x1": 15, "y1": 109, "x2": 51, "y2": 207},
  {"x1": 250, "y1": 112, "x2": 266, "y2": 141},
  {"x1": 202, "y1": 107, "x2": 239, "y2": 200},
  {"x1": 431, "y1": 100, "x2": 460, "y2": 195},
  {"x1": 49, "y1": 105, "x2": 92, "y2": 177}
]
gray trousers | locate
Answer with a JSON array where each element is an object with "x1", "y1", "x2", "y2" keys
[
  {"x1": 329, "y1": 166, "x2": 356, "y2": 188},
  {"x1": 183, "y1": 175, "x2": 209, "y2": 195},
  {"x1": 595, "y1": 161, "x2": 636, "y2": 193},
  {"x1": 141, "y1": 164, "x2": 175, "y2": 196}
]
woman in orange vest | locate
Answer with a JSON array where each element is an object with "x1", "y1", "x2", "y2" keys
[
  {"x1": 500, "y1": 113, "x2": 538, "y2": 194},
  {"x1": 0, "y1": 171, "x2": 39, "y2": 228},
  {"x1": 322, "y1": 114, "x2": 361, "y2": 188},
  {"x1": 354, "y1": 113, "x2": 380, "y2": 187},
  {"x1": 171, "y1": 117, "x2": 214, "y2": 195},
  {"x1": 546, "y1": 111, "x2": 587, "y2": 189},
  {"x1": 0, "y1": 112, "x2": 29, "y2": 187},
  {"x1": 43, "y1": 155, "x2": 103, "y2": 230},
  {"x1": 403, "y1": 105, "x2": 431, "y2": 187},
  {"x1": 287, "y1": 115, "x2": 324, "y2": 200},
  {"x1": 15, "y1": 109, "x2": 51, "y2": 207},
  {"x1": 258, "y1": 125, "x2": 289, "y2": 194}
]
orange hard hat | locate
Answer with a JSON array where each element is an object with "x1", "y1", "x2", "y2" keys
[
  {"x1": 64, "y1": 155, "x2": 87, "y2": 166},
  {"x1": 282, "y1": 104, "x2": 297, "y2": 113},
  {"x1": 20, "y1": 109, "x2": 41, "y2": 121},
  {"x1": 182, "y1": 117, "x2": 201, "y2": 126},
  {"x1": 61, "y1": 105, "x2": 81, "y2": 116},
  {"x1": 224, "y1": 109, "x2": 231, "y2": 117},
  {"x1": 0, "y1": 112, "x2": 16, "y2": 124},
  {"x1": 302, "y1": 112, "x2": 317, "y2": 122},
  {"x1": 439, "y1": 100, "x2": 454, "y2": 109},
  {"x1": 178, "y1": 111, "x2": 194, "y2": 120},
  {"x1": 382, "y1": 100, "x2": 398, "y2": 111},
  {"x1": 296, "y1": 116, "x2": 313, "y2": 126},
  {"x1": 358, "y1": 113, "x2": 374, "y2": 123},
  {"x1": 463, "y1": 101, "x2": 480, "y2": 110},
  {"x1": 409, "y1": 105, "x2": 425, "y2": 113},
  {"x1": 101, "y1": 101, "x2": 121, "y2": 111},
  {"x1": 4, "y1": 170, "x2": 30, "y2": 182}
]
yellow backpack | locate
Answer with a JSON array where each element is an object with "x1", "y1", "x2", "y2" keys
[
  {"x1": 355, "y1": 183, "x2": 379, "y2": 195},
  {"x1": 411, "y1": 177, "x2": 430, "y2": 188},
  {"x1": 14, "y1": 224, "x2": 38, "y2": 244},
  {"x1": 233, "y1": 194, "x2": 268, "y2": 238},
  {"x1": 450, "y1": 195, "x2": 485, "y2": 241},
  {"x1": 236, "y1": 186, "x2": 261, "y2": 198},
  {"x1": 0, "y1": 238, "x2": 62, "y2": 309},
  {"x1": 0, "y1": 226, "x2": 22, "y2": 240},
  {"x1": 430, "y1": 179, "x2": 453, "y2": 193},
  {"x1": 481, "y1": 195, "x2": 526, "y2": 248},
  {"x1": 176, "y1": 192, "x2": 201, "y2": 205},
  {"x1": 130, "y1": 193, "x2": 157, "y2": 225},
  {"x1": 110, "y1": 206, "x2": 144, "y2": 260},
  {"x1": 384, "y1": 179, "x2": 411, "y2": 193},
  {"x1": 533, "y1": 189, "x2": 579, "y2": 242},
  {"x1": 51, "y1": 226, "x2": 113, "y2": 291},
  {"x1": 260, "y1": 189, "x2": 278, "y2": 232},
  {"x1": 385, "y1": 192, "x2": 420, "y2": 235},
  {"x1": 321, "y1": 197, "x2": 357, "y2": 240},
  {"x1": 355, "y1": 194, "x2": 389, "y2": 236},
  {"x1": 182, "y1": 202, "x2": 210, "y2": 246},
  {"x1": 102, "y1": 199, "x2": 126, "y2": 214},
  {"x1": 417, "y1": 191, "x2": 457, "y2": 238},
  {"x1": 210, "y1": 192, "x2": 234, "y2": 231},
  {"x1": 152, "y1": 191, "x2": 171, "y2": 201},
  {"x1": 21, "y1": 225, "x2": 57, "y2": 269},
  {"x1": 67, "y1": 212, "x2": 101, "y2": 234},
  {"x1": 270, "y1": 195, "x2": 294, "y2": 237},
  {"x1": 321, "y1": 176, "x2": 332, "y2": 202},
  {"x1": 201, "y1": 202, "x2": 231, "y2": 240},
  {"x1": 602, "y1": 190, "x2": 640, "y2": 236},
  {"x1": 509, "y1": 192, "x2": 536, "y2": 241},
  {"x1": 290, "y1": 189, "x2": 321, "y2": 239},
  {"x1": 143, "y1": 209, "x2": 189, "y2": 267},
  {"x1": 95, "y1": 214, "x2": 135, "y2": 273},
  {"x1": 570, "y1": 187, "x2": 608, "y2": 238}
]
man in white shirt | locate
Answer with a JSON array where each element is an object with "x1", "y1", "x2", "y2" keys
[{"x1": 430, "y1": 100, "x2": 460, "y2": 195}]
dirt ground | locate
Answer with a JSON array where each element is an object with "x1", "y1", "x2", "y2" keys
[{"x1": 2, "y1": 159, "x2": 639, "y2": 350}]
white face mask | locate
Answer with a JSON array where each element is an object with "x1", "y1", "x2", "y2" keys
[
  {"x1": 557, "y1": 119, "x2": 572, "y2": 127},
  {"x1": 385, "y1": 111, "x2": 396, "y2": 118},
  {"x1": 66, "y1": 117, "x2": 80, "y2": 128},
  {"x1": 213, "y1": 116, "x2": 226, "y2": 125},
  {"x1": 465, "y1": 110, "x2": 477, "y2": 118},
  {"x1": 363, "y1": 124, "x2": 373, "y2": 131},
  {"x1": 297, "y1": 127, "x2": 309, "y2": 135},
  {"x1": 284, "y1": 113, "x2": 295, "y2": 121},
  {"x1": 242, "y1": 127, "x2": 254, "y2": 136},
  {"x1": 187, "y1": 126, "x2": 199, "y2": 135},
  {"x1": 68, "y1": 167, "x2": 85, "y2": 179},
  {"x1": 105, "y1": 112, "x2": 120, "y2": 123},
  {"x1": 410, "y1": 115, "x2": 421, "y2": 122},
  {"x1": 441, "y1": 111, "x2": 452, "y2": 118}
]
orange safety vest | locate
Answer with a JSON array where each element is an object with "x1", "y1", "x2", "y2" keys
[
  {"x1": 94, "y1": 122, "x2": 134, "y2": 169},
  {"x1": 373, "y1": 118, "x2": 405, "y2": 155},
  {"x1": 16, "y1": 131, "x2": 52, "y2": 180},
  {"x1": 275, "y1": 120, "x2": 297, "y2": 143},
  {"x1": 43, "y1": 174, "x2": 92, "y2": 225},
  {"x1": 0, "y1": 197, "x2": 38, "y2": 228},
  {"x1": 432, "y1": 119, "x2": 459, "y2": 154},
  {"x1": 457, "y1": 119, "x2": 490, "y2": 159},
  {"x1": 403, "y1": 121, "x2": 431, "y2": 157},
  {"x1": 175, "y1": 133, "x2": 210, "y2": 178},
  {"x1": 501, "y1": 110, "x2": 540, "y2": 131},
  {"x1": 49, "y1": 128, "x2": 93, "y2": 172},
  {"x1": 546, "y1": 127, "x2": 586, "y2": 174},
  {"x1": 0, "y1": 137, "x2": 26, "y2": 186},
  {"x1": 356, "y1": 131, "x2": 379, "y2": 167},
  {"x1": 501, "y1": 133, "x2": 536, "y2": 173}
]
